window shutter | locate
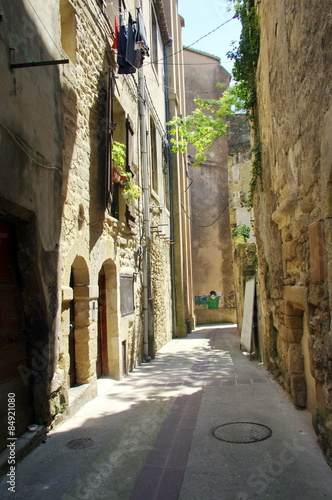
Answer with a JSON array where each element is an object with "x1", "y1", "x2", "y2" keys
[
  {"x1": 125, "y1": 115, "x2": 136, "y2": 227},
  {"x1": 106, "y1": 71, "x2": 114, "y2": 210}
]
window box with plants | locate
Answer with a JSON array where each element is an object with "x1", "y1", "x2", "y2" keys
[{"x1": 112, "y1": 141, "x2": 141, "y2": 205}]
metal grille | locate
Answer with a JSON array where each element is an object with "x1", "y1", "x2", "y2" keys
[{"x1": 66, "y1": 438, "x2": 94, "y2": 450}]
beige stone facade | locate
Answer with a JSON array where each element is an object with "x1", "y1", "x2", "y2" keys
[
  {"x1": 164, "y1": 6, "x2": 195, "y2": 337},
  {"x1": 58, "y1": 0, "x2": 176, "y2": 416},
  {"x1": 254, "y1": 0, "x2": 332, "y2": 463},
  {"x1": 0, "y1": 0, "x2": 193, "y2": 449},
  {"x1": 183, "y1": 48, "x2": 236, "y2": 325}
]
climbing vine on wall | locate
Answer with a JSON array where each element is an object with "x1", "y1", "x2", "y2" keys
[
  {"x1": 227, "y1": 0, "x2": 261, "y2": 207},
  {"x1": 227, "y1": 0, "x2": 260, "y2": 114}
]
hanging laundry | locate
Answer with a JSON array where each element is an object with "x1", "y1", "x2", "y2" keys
[
  {"x1": 134, "y1": 8, "x2": 149, "y2": 69},
  {"x1": 117, "y1": 14, "x2": 136, "y2": 74},
  {"x1": 112, "y1": 15, "x2": 120, "y2": 50},
  {"x1": 126, "y1": 13, "x2": 137, "y2": 68},
  {"x1": 136, "y1": 8, "x2": 149, "y2": 56}
]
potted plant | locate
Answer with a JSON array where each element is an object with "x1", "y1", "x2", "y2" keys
[
  {"x1": 112, "y1": 141, "x2": 127, "y2": 183},
  {"x1": 112, "y1": 141, "x2": 141, "y2": 204}
]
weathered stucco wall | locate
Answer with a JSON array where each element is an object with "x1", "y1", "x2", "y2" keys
[
  {"x1": 184, "y1": 48, "x2": 236, "y2": 325},
  {"x1": 0, "y1": 0, "x2": 63, "y2": 446},
  {"x1": 255, "y1": 0, "x2": 332, "y2": 464}
]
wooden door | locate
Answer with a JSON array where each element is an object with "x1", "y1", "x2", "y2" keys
[
  {"x1": 68, "y1": 270, "x2": 76, "y2": 387},
  {"x1": 0, "y1": 220, "x2": 33, "y2": 451},
  {"x1": 97, "y1": 269, "x2": 108, "y2": 377}
]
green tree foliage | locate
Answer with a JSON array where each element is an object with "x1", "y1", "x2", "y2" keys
[
  {"x1": 168, "y1": 85, "x2": 243, "y2": 166},
  {"x1": 232, "y1": 222, "x2": 251, "y2": 241},
  {"x1": 168, "y1": 0, "x2": 261, "y2": 206}
]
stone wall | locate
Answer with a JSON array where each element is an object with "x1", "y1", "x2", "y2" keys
[
  {"x1": 56, "y1": 0, "x2": 174, "y2": 422},
  {"x1": 255, "y1": 0, "x2": 332, "y2": 464}
]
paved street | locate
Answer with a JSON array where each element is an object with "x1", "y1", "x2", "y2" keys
[{"x1": 1, "y1": 324, "x2": 332, "y2": 499}]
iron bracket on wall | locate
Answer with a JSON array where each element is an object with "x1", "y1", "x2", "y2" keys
[{"x1": 10, "y1": 59, "x2": 69, "y2": 69}]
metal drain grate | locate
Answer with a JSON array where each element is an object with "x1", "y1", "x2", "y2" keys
[
  {"x1": 212, "y1": 422, "x2": 272, "y2": 444},
  {"x1": 66, "y1": 438, "x2": 94, "y2": 450}
]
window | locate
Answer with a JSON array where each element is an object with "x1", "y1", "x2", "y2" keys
[
  {"x1": 151, "y1": 7, "x2": 158, "y2": 73},
  {"x1": 60, "y1": 0, "x2": 76, "y2": 63},
  {"x1": 120, "y1": 275, "x2": 135, "y2": 316},
  {"x1": 150, "y1": 118, "x2": 158, "y2": 193}
]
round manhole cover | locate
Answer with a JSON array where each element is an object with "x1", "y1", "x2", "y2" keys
[
  {"x1": 66, "y1": 438, "x2": 94, "y2": 450},
  {"x1": 212, "y1": 422, "x2": 272, "y2": 444}
]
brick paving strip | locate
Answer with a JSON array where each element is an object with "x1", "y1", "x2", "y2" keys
[
  {"x1": 129, "y1": 390, "x2": 203, "y2": 500},
  {"x1": 129, "y1": 333, "x2": 217, "y2": 500}
]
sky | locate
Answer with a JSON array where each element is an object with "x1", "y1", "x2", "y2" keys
[{"x1": 177, "y1": 0, "x2": 242, "y2": 76}]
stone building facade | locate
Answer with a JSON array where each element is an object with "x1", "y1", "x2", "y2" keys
[
  {"x1": 227, "y1": 115, "x2": 256, "y2": 337},
  {"x1": 254, "y1": 0, "x2": 332, "y2": 463},
  {"x1": 183, "y1": 48, "x2": 236, "y2": 325},
  {"x1": 0, "y1": 0, "x2": 193, "y2": 451},
  {"x1": 0, "y1": 0, "x2": 63, "y2": 451},
  {"x1": 164, "y1": 6, "x2": 195, "y2": 337}
]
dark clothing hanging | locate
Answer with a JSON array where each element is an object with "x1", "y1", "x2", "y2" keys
[
  {"x1": 136, "y1": 8, "x2": 149, "y2": 56},
  {"x1": 117, "y1": 10, "x2": 150, "y2": 74},
  {"x1": 134, "y1": 8, "x2": 150, "y2": 69},
  {"x1": 126, "y1": 13, "x2": 137, "y2": 68},
  {"x1": 117, "y1": 15, "x2": 136, "y2": 74}
]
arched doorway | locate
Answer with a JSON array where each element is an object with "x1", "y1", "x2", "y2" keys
[
  {"x1": 97, "y1": 267, "x2": 108, "y2": 377},
  {"x1": 0, "y1": 219, "x2": 33, "y2": 450},
  {"x1": 68, "y1": 269, "x2": 76, "y2": 387},
  {"x1": 68, "y1": 256, "x2": 90, "y2": 386}
]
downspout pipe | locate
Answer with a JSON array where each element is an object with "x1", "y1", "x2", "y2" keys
[
  {"x1": 139, "y1": 70, "x2": 151, "y2": 362},
  {"x1": 136, "y1": 1, "x2": 151, "y2": 362},
  {"x1": 163, "y1": 38, "x2": 177, "y2": 338}
]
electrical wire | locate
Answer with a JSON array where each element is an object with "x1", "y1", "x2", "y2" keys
[
  {"x1": 143, "y1": 15, "x2": 236, "y2": 67},
  {"x1": 27, "y1": 0, "x2": 63, "y2": 57},
  {"x1": 0, "y1": 122, "x2": 62, "y2": 176},
  {"x1": 0, "y1": 19, "x2": 34, "y2": 62},
  {"x1": 181, "y1": 200, "x2": 229, "y2": 228}
]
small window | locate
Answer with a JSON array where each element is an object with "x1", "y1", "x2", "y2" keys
[
  {"x1": 151, "y1": 7, "x2": 158, "y2": 73},
  {"x1": 150, "y1": 118, "x2": 158, "y2": 193},
  {"x1": 120, "y1": 275, "x2": 135, "y2": 316},
  {"x1": 60, "y1": 0, "x2": 76, "y2": 64}
]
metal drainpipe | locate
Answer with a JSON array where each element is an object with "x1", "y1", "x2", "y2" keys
[
  {"x1": 163, "y1": 38, "x2": 177, "y2": 338},
  {"x1": 136, "y1": 0, "x2": 151, "y2": 362},
  {"x1": 139, "y1": 71, "x2": 151, "y2": 362}
]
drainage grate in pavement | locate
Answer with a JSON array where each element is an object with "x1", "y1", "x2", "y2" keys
[
  {"x1": 212, "y1": 422, "x2": 272, "y2": 444},
  {"x1": 66, "y1": 438, "x2": 94, "y2": 450}
]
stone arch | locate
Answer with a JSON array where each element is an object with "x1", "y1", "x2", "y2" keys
[
  {"x1": 70, "y1": 256, "x2": 91, "y2": 385},
  {"x1": 282, "y1": 298, "x2": 316, "y2": 410},
  {"x1": 101, "y1": 259, "x2": 121, "y2": 379}
]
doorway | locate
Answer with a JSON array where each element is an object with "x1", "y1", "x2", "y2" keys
[
  {"x1": 68, "y1": 270, "x2": 76, "y2": 387},
  {"x1": 0, "y1": 219, "x2": 33, "y2": 451},
  {"x1": 97, "y1": 267, "x2": 108, "y2": 377}
]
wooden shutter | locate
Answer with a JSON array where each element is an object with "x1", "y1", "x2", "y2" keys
[
  {"x1": 126, "y1": 115, "x2": 136, "y2": 227},
  {"x1": 106, "y1": 70, "x2": 114, "y2": 210}
]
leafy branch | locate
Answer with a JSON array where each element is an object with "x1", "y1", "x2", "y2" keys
[{"x1": 168, "y1": 86, "x2": 243, "y2": 166}]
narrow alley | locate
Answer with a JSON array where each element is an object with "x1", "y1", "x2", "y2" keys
[{"x1": 1, "y1": 324, "x2": 331, "y2": 500}]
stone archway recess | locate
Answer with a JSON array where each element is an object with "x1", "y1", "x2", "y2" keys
[
  {"x1": 282, "y1": 293, "x2": 316, "y2": 411},
  {"x1": 70, "y1": 256, "x2": 91, "y2": 385},
  {"x1": 102, "y1": 260, "x2": 121, "y2": 380}
]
